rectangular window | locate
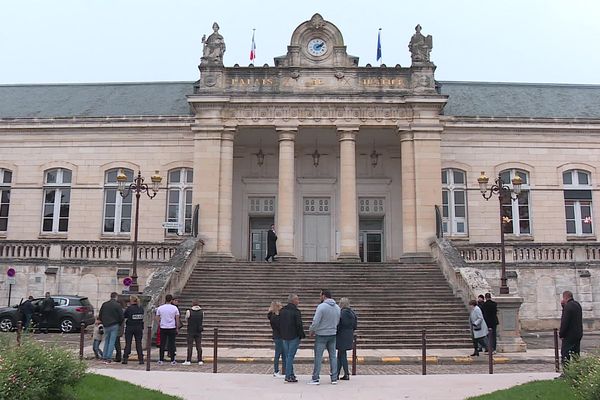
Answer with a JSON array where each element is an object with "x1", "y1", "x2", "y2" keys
[
  {"x1": 0, "y1": 189, "x2": 9, "y2": 231},
  {"x1": 42, "y1": 188, "x2": 70, "y2": 232},
  {"x1": 565, "y1": 199, "x2": 593, "y2": 235},
  {"x1": 103, "y1": 189, "x2": 132, "y2": 233}
]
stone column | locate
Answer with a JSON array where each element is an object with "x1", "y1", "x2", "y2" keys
[
  {"x1": 192, "y1": 127, "x2": 222, "y2": 254},
  {"x1": 276, "y1": 128, "x2": 297, "y2": 260},
  {"x1": 216, "y1": 128, "x2": 235, "y2": 258},
  {"x1": 337, "y1": 127, "x2": 360, "y2": 262},
  {"x1": 399, "y1": 121, "x2": 443, "y2": 256}
]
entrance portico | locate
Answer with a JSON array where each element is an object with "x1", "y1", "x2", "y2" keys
[{"x1": 189, "y1": 14, "x2": 446, "y2": 261}]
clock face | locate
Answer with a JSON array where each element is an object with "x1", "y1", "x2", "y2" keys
[{"x1": 307, "y1": 38, "x2": 328, "y2": 56}]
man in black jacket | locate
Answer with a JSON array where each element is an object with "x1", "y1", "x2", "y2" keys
[
  {"x1": 122, "y1": 295, "x2": 144, "y2": 365},
  {"x1": 481, "y1": 293, "x2": 499, "y2": 352},
  {"x1": 40, "y1": 292, "x2": 55, "y2": 334},
  {"x1": 559, "y1": 290, "x2": 583, "y2": 366},
  {"x1": 99, "y1": 292, "x2": 124, "y2": 364},
  {"x1": 279, "y1": 294, "x2": 305, "y2": 383}
]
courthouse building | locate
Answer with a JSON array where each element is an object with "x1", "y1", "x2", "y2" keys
[{"x1": 1, "y1": 14, "x2": 600, "y2": 327}]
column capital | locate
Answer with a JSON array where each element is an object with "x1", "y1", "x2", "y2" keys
[
  {"x1": 222, "y1": 127, "x2": 237, "y2": 141},
  {"x1": 337, "y1": 127, "x2": 359, "y2": 142},
  {"x1": 277, "y1": 129, "x2": 297, "y2": 142}
]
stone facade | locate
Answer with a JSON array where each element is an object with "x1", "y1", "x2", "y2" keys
[{"x1": 1, "y1": 14, "x2": 600, "y2": 327}]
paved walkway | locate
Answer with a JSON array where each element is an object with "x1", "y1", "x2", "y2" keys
[{"x1": 93, "y1": 368, "x2": 559, "y2": 400}]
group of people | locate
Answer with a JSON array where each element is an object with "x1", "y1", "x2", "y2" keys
[
  {"x1": 95, "y1": 293, "x2": 205, "y2": 366},
  {"x1": 17, "y1": 292, "x2": 55, "y2": 333},
  {"x1": 268, "y1": 290, "x2": 358, "y2": 385},
  {"x1": 468, "y1": 292, "x2": 498, "y2": 356}
]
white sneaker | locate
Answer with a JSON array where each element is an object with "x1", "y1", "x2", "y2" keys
[
  {"x1": 331, "y1": 380, "x2": 338, "y2": 385},
  {"x1": 307, "y1": 380, "x2": 320, "y2": 385},
  {"x1": 273, "y1": 372, "x2": 284, "y2": 378},
  {"x1": 182, "y1": 361, "x2": 191, "y2": 366},
  {"x1": 198, "y1": 361, "x2": 204, "y2": 365}
]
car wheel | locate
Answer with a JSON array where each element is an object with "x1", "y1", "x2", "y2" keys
[
  {"x1": 60, "y1": 317, "x2": 75, "y2": 333},
  {"x1": 0, "y1": 316, "x2": 15, "y2": 332}
]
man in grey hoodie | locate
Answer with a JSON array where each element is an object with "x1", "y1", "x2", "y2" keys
[{"x1": 308, "y1": 289, "x2": 341, "y2": 385}]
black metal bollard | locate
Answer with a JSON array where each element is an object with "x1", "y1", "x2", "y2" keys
[
  {"x1": 213, "y1": 327, "x2": 218, "y2": 374},
  {"x1": 16, "y1": 320, "x2": 22, "y2": 347},
  {"x1": 146, "y1": 325, "x2": 152, "y2": 371},
  {"x1": 487, "y1": 328, "x2": 493, "y2": 374},
  {"x1": 79, "y1": 322, "x2": 86, "y2": 360},
  {"x1": 554, "y1": 328, "x2": 560, "y2": 373},
  {"x1": 351, "y1": 334, "x2": 357, "y2": 376},
  {"x1": 421, "y1": 329, "x2": 427, "y2": 375}
]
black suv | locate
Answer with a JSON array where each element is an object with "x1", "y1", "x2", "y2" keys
[{"x1": 0, "y1": 295, "x2": 95, "y2": 333}]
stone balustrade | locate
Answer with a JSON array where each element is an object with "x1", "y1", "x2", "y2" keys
[
  {"x1": 456, "y1": 242, "x2": 600, "y2": 264},
  {"x1": 0, "y1": 240, "x2": 179, "y2": 263}
]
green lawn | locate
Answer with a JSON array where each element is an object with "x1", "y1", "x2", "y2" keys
[
  {"x1": 67, "y1": 373, "x2": 182, "y2": 400},
  {"x1": 467, "y1": 379, "x2": 580, "y2": 400}
]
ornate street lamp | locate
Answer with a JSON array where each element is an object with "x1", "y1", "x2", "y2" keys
[
  {"x1": 117, "y1": 169, "x2": 162, "y2": 293},
  {"x1": 477, "y1": 171, "x2": 523, "y2": 295}
]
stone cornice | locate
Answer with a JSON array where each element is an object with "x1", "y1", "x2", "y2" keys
[
  {"x1": 442, "y1": 115, "x2": 600, "y2": 133},
  {"x1": 0, "y1": 115, "x2": 193, "y2": 131}
]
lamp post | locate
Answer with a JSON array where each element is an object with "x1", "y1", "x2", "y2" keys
[
  {"x1": 117, "y1": 169, "x2": 162, "y2": 293},
  {"x1": 477, "y1": 171, "x2": 523, "y2": 295}
]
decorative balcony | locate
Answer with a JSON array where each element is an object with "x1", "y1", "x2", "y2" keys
[
  {"x1": 455, "y1": 242, "x2": 600, "y2": 264},
  {"x1": 0, "y1": 240, "x2": 178, "y2": 263}
]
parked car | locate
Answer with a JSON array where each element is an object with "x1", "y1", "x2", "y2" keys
[{"x1": 0, "y1": 295, "x2": 95, "y2": 333}]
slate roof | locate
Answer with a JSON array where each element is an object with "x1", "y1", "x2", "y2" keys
[
  {"x1": 438, "y1": 81, "x2": 600, "y2": 119},
  {"x1": 0, "y1": 81, "x2": 193, "y2": 118},
  {"x1": 0, "y1": 80, "x2": 599, "y2": 120}
]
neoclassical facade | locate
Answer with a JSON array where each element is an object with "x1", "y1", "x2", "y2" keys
[{"x1": 2, "y1": 15, "x2": 600, "y2": 321}]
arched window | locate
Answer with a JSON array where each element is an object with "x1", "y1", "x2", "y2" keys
[
  {"x1": 166, "y1": 168, "x2": 193, "y2": 235},
  {"x1": 103, "y1": 168, "x2": 133, "y2": 234},
  {"x1": 42, "y1": 168, "x2": 71, "y2": 233},
  {"x1": 0, "y1": 168, "x2": 12, "y2": 232},
  {"x1": 499, "y1": 169, "x2": 531, "y2": 235},
  {"x1": 563, "y1": 169, "x2": 593, "y2": 236},
  {"x1": 441, "y1": 169, "x2": 468, "y2": 235}
]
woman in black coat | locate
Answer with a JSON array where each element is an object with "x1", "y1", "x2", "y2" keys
[
  {"x1": 267, "y1": 301, "x2": 285, "y2": 377},
  {"x1": 336, "y1": 297, "x2": 357, "y2": 380}
]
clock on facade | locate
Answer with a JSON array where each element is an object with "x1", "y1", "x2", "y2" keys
[{"x1": 307, "y1": 38, "x2": 328, "y2": 56}]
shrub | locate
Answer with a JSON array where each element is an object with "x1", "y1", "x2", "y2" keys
[
  {"x1": 564, "y1": 353, "x2": 600, "y2": 400},
  {"x1": 0, "y1": 335, "x2": 86, "y2": 400}
]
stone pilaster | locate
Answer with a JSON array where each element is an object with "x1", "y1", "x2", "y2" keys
[
  {"x1": 276, "y1": 128, "x2": 297, "y2": 260},
  {"x1": 192, "y1": 127, "x2": 223, "y2": 255},
  {"x1": 400, "y1": 122, "x2": 443, "y2": 256},
  {"x1": 216, "y1": 128, "x2": 235, "y2": 259},
  {"x1": 337, "y1": 127, "x2": 360, "y2": 262}
]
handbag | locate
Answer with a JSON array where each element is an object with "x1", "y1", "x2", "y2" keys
[{"x1": 472, "y1": 323, "x2": 482, "y2": 331}]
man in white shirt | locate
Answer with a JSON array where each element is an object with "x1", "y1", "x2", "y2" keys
[{"x1": 155, "y1": 294, "x2": 180, "y2": 365}]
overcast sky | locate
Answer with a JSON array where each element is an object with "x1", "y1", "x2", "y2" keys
[{"x1": 1, "y1": 0, "x2": 599, "y2": 85}]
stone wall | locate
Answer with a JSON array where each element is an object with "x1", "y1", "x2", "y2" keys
[
  {"x1": 477, "y1": 263, "x2": 600, "y2": 331},
  {"x1": 0, "y1": 261, "x2": 159, "y2": 310}
]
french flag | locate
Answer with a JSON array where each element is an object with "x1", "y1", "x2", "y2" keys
[{"x1": 250, "y1": 29, "x2": 256, "y2": 62}]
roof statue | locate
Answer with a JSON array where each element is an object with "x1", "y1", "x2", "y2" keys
[
  {"x1": 408, "y1": 24, "x2": 433, "y2": 64},
  {"x1": 201, "y1": 22, "x2": 226, "y2": 66}
]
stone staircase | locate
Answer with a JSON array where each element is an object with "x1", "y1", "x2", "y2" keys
[{"x1": 173, "y1": 262, "x2": 472, "y2": 349}]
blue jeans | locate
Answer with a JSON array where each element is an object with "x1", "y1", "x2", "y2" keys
[
  {"x1": 282, "y1": 337, "x2": 300, "y2": 380},
  {"x1": 102, "y1": 324, "x2": 119, "y2": 360},
  {"x1": 273, "y1": 338, "x2": 286, "y2": 373},
  {"x1": 312, "y1": 334, "x2": 337, "y2": 382},
  {"x1": 93, "y1": 339, "x2": 103, "y2": 358}
]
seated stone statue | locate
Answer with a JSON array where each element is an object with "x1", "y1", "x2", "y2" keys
[
  {"x1": 201, "y1": 22, "x2": 226, "y2": 65},
  {"x1": 408, "y1": 24, "x2": 433, "y2": 63}
]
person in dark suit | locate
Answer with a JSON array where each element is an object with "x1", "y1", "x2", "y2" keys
[
  {"x1": 481, "y1": 292, "x2": 499, "y2": 352},
  {"x1": 559, "y1": 290, "x2": 583, "y2": 366},
  {"x1": 265, "y1": 224, "x2": 277, "y2": 262},
  {"x1": 336, "y1": 297, "x2": 357, "y2": 381}
]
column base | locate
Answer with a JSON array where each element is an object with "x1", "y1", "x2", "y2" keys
[
  {"x1": 201, "y1": 252, "x2": 236, "y2": 262},
  {"x1": 497, "y1": 337, "x2": 527, "y2": 353},
  {"x1": 337, "y1": 254, "x2": 361, "y2": 263}
]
